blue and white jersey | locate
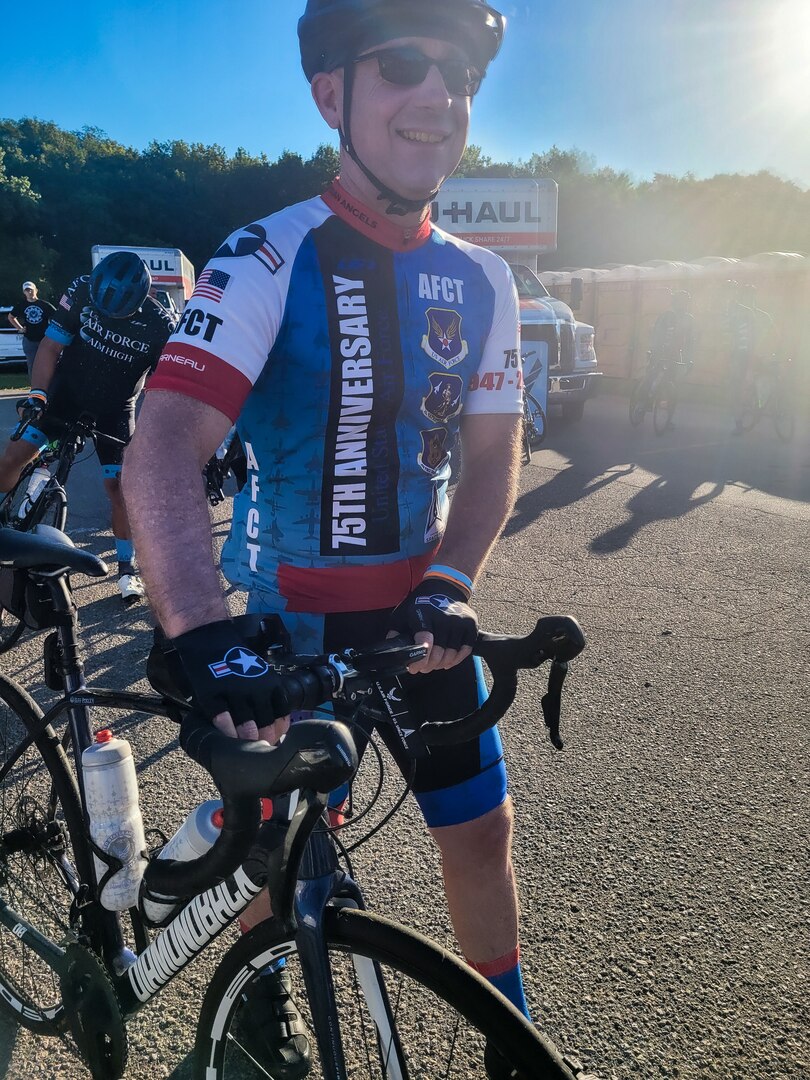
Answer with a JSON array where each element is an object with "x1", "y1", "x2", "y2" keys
[{"x1": 149, "y1": 181, "x2": 522, "y2": 613}]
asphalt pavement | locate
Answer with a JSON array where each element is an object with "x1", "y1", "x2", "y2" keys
[{"x1": 0, "y1": 389, "x2": 807, "y2": 1079}]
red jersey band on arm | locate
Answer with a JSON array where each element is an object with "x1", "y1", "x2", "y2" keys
[{"x1": 147, "y1": 343, "x2": 252, "y2": 424}]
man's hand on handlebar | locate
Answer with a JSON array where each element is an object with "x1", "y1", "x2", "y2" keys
[
  {"x1": 16, "y1": 389, "x2": 48, "y2": 425},
  {"x1": 172, "y1": 619, "x2": 292, "y2": 744},
  {"x1": 390, "y1": 578, "x2": 479, "y2": 674}
]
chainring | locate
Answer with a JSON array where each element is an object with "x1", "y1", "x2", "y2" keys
[{"x1": 59, "y1": 943, "x2": 128, "y2": 1079}]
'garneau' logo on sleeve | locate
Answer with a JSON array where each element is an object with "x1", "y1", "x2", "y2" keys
[{"x1": 160, "y1": 349, "x2": 206, "y2": 372}]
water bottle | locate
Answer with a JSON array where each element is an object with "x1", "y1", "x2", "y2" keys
[
  {"x1": 17, "y1": 465, "x2": 50, "y2": 519},
  {"x1": 141, "y1": 799, "x2": 225, "y2": 924},
  {"x1": 82, "y1": 730, "x2": 148, "y2": 911}
]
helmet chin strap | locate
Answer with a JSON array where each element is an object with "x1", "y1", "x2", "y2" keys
[{"x1": 340, "y1": 64, "x2": 440, "y2": 218}]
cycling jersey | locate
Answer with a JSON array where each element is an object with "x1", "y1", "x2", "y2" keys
[
  {"x1": 149, "y1": 180, "x2": 522, "y2": 613},
  {"x1": 650, "y1": 309, "x2": 695, "y2": 364},
  {"x1": 46, "y1": 275, "x2": 175, "y2": 415}
]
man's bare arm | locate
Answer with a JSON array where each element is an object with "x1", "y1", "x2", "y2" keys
[
  {"x1": 122, "y1": 391, "x2": 233, "y2": 637},
  {"x1": 402, "y1": 411, "x2": 521, "y2": 675},
  {"x1": 439, "y1": 411, "x2": 522, "y2": 583},
  {"x1": 8, "y1": 315, "x2": 24, "y2": 332},
  {"x1": 29, "y1": 337, "x2": 62, "y2": 390}
]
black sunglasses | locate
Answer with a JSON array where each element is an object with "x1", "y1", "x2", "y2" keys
[{"x1": 354, "y1": 46, "x2": 483, "y2": 98}]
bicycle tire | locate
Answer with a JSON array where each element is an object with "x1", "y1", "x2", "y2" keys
[
  {"x1": 0, "y1": 610, "x2": 26, "y2": 655},
  {"x1": 194, "y1": 905, "x2": 576, "y2": 1079},
  {"x1": 521, "y1": 404, "x2": 533, "y2": 465},
  {"x1": 28, "y1": 485, "x2": 67, "y2": 532},
  {"x1": 0, "y1": 673, "x2": 92, "y2": 1032},
  {"x1": 525, "y1": 391, "x2": 547, "y2": 447},
  {"x1": 735, "y1": 385, "x2": 759, "y2": 433},
  {"x1": 653, "y1": 379, "x2": 676, "y2": 435},
  {"x1": 628, "y1": 380, "x2": 647, "y2": 426}
]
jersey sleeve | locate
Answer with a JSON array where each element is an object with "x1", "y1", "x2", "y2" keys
[
  {"x1": 463, "y1": 252, "x2": 523, "y2": 416},
  {"x1": 147, "y1": 220, "x2": 298, "y2": 423},
  {"x1": 46, "y1": 276, "x2": 86, "y2": 345}
]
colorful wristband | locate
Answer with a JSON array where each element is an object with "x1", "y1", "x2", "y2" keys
[
  {"x1": 423, "y1": 563, "x2": 474, "y2": 598},
  {"x1": 29, "y1": 389, "x2": 48, "y2": 403}
]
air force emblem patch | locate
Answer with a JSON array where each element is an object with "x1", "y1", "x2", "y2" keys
[{"x1": 421, "y1": 308, "x2": 468, "y2": 368}]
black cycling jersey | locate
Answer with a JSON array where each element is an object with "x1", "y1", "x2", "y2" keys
[{"x1": 46, "y1": 275, "x2": 176, "y2": 414}]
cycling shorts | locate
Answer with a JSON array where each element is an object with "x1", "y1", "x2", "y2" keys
[
  {"x1": 246, "y1": 594, "x2": 508, "y2": 829},
  {"x1": 22, "y1": 397, "x2": 135, "y2": 470}
]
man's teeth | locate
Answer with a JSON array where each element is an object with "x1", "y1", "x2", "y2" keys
[{"x1": 400, "y1": 131, "x2": 445, "y2": 143}]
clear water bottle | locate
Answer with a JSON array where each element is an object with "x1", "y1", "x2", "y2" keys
[
  {"x1": 17, "y1": 465, "x2": 50, "y2": 519},
  {"x1": 82, "y1": 730, "x2": 148, "y2": 911},
  {"x1": 141, "y1": 799, "x2": 225, "y2": 924}
]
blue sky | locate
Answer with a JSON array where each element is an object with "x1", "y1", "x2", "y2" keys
[{"x1": 3, "y1": 0, "x2": 809, "y2": 187}]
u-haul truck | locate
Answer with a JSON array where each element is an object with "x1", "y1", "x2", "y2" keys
[
  {"x1": 432, "y1": 179, "x2": 599, "y2": 422},
  {"x1": 91, "y1": 245, "x2": 195, "y2": 318}
]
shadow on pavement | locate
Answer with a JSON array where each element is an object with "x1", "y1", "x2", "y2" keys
[{"x1": 506, "y1": 394, "x2": 810, "y2": 554}]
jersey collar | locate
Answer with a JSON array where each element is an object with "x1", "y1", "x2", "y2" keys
[{"x1": 321, "y1": 180, "x2": 433, "y2": 253}]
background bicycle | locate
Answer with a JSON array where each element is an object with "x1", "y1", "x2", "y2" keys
[
  {"x1": 0, "y1": 525, "x2": 589, "y2": 1080},
  {"x1": 733, "y1": 356, "x2": 795, "y2": 442},
  {"x1": 521, "y1": 346, "x2": 548, "y2": 464},
  {"x1": 0, "y1": 411, "x2": 126, "y2": 653},
  {"x1": 629, "y1": 351, "x2": 689, "y2": 435},
  {"x1": 203, "y1": 429, "x2": 247, "y2": 506}
]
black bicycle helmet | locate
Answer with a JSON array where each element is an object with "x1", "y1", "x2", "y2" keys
[
  {"x1": 89, "y1": 251, "x2": 151, "y2": 318},
  {"x1": 298, "y1": 0, "x2": 505, "y2": 81},
  {"x1": 298, "y1": 0, "x2": 505, "y2": 215}
]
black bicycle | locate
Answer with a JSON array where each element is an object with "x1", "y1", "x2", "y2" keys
[
  {"x1": 734, "y1": 357, "x2": 795, "y2": 442},
  {"x1": 629, "y1": 351, "x2": 688, "y2": 435},
  {"x1": 522, "y1": 388, "x2": 547, "y2": 464},
  {"x1": 0, "y1": 411, "x2": 126, "y2": 653},
  {"x1": 204, "y1": 432, "x2": 248, "y2": 506},
  {"x1": 0, "y1": 525, "x2": 589, "y2": 1080}
]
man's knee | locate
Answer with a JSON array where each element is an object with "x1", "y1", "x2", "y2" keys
[{"x1": 431, "y1": 798, "x2": 514, "y2": 870}]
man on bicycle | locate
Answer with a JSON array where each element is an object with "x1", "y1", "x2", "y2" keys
[
  {"x1": 0, "y1": 251, "x2": 175, "y2": 602},
  {"x1": 125, "y1": 3, "x2": 526, "y2": 1077},
  {"x1": 650, "y1": 289, "x2": 695, "y2": 369}
]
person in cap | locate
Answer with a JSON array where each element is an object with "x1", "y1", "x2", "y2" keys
[
  {"x1": 8, "y1": 281, "x2": 56, "y2": 381},
  {"x1": 124, "y1": 6, "x2": 545, "y2": 1076}
]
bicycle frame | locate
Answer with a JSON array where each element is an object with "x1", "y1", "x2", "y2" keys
[{"x1": 0, "y1": 578, "x2": 384, "y2": 1079}]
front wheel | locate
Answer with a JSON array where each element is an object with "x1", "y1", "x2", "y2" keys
[
  {"x1": 773, "y1": 392, "x2": 795, "y2": 443},
  {"x1": 653, "y1": 379, "x2": 676, "y2": 435},
  {"x1": 0, "y1": 674, "x2": 92, "y2": 1032},
  {"x1": 195, "y1": 906, "x2": 577, "y2": 1079},
  {"x1": 628, "y1": 380, "x2": 648, "y2": 426}
]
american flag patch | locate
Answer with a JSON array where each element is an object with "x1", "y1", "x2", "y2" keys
[
  {"x1": 192, "y1": 268, "x2": 231, "y2": 304},
  {"x1": 59, "y1": 294, "x2": 71, "y2": 310},
  {"x1": 252, "y1": 241, "x2": 285, "y2": 276}
]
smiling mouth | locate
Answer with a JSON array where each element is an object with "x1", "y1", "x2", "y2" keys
[{"x1": 398, "y1": 130, "x2": 448, "y2": 144}]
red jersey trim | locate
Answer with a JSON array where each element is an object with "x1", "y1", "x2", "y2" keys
[
  {"x1": 276, "y1": 551, "x2": 437, "y2": 613},
  {"x1": 321, "y1": 180, "x2": 432, "y2": 253},
  {"x1": 147, "y1": 343, "x2": 252, "y2": 423}
]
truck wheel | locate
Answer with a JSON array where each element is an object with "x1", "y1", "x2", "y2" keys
[{"x1": 561, "y1": 400, "x2": 585, "y2": 423}]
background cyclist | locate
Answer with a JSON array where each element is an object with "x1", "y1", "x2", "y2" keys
[
  {"x1": 124, "y1": 3, "x2": 531, "y2": 1077},
  {"x1": 0, "y1": 251, "x2": 175, "y2": 602}
]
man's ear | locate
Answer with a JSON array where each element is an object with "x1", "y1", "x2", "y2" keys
[{"x1": 311, "y1": 71, "x2": 343, "y2": 131}]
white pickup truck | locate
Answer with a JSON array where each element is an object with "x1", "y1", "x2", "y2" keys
[
  {"x1": 0, "y1": 308, "x2": 25, "y2": 369},
  {"x1": 511, "y1": 264, "x2": 598, "y2": 422}
]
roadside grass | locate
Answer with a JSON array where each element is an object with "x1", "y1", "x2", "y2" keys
[{"x1": 0, "y1": 372, "x2": 28, "y2": 392}]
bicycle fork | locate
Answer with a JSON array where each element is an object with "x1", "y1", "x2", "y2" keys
[{"x1": 294, "y1": 828, "x2": 407, "y2": 1080}]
